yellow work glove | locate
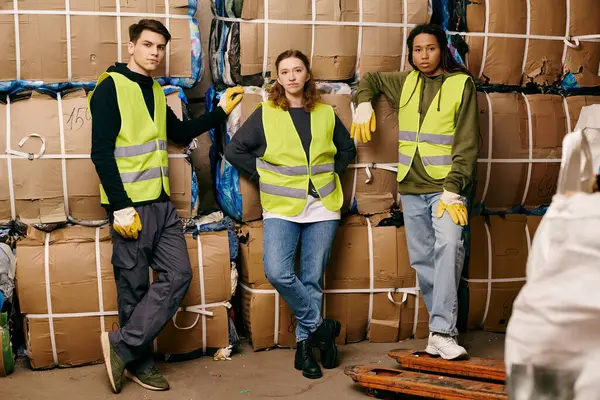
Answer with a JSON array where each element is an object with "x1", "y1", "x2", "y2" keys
[
  {"x1": 218, "y1": 86, "x2": 245, "y2": 115},
  {"x1": 112, "y1": 207, "x2": 142, "y2": 240},
  {"x1": 350, "y1": 102, "x2": 376, "y2": 143},
  {"x1": 436, "y1": 189, "x2": 469, "y2": 226}
]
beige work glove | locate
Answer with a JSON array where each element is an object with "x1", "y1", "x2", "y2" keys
[
  {"x1": 436, "y1": 190, "x2": 468, "y2": 226},
  {"x1": 351, "y1": 102, "x2": 376, "y2": 144},
  {"x1": 218, "y1": 86, "x2": 245, "y2": 115},
  {"x1": 113, "y1": 207, "x2": 142, "y2": 240}
]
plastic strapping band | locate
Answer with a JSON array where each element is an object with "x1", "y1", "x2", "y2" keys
[
  {"x1": 12, "y1": 0, "x2": 21, "y2": 80},
  {"x1": 198, "y1": 234, "x2": 207, "y2": 353},
  {"x1": 562, "y1": 0, "x2": 571, "y2": 65},
  {"x1": 366, "y1": 218, "x2": 374, "y2": 328},
  {"x1": 400, "y1": 0, "x2": 408, "y2": 71},
  {"x1": 354, "y1": 0, "x2": 364, "y2": 78},
  {"x1": 95, "y1": 228, "x2": 106, "y2": 334},
  {"x1": 520, "y1": 93, "x2": 534, "y2": 205},
  {"x1": 481, "y1": 221, "x2": 493, "y2": 325},
  {"x1": 563, "y1": 96, "x2": 573, "y2": 134},
  {"x1": 27, "y1": 311, "x2": 119, "y2": 319},
  {"x1": 480, "y1": 92, "x2": 493, "y2": 203},
  {"x1": 478, "y1": 0, "x2": 490, "y2": 79},
  {"x1": 274, "y1": 291, "x2": 280, "y2": 346},
  {"x1": 309, "y1": 0, "x2": 316, "y2": 67},
  {"x1": 412, "y1": 273, "x2": 420, "y2": 337},
  {"x1": 57, "y1": 93, "x2": 69, "y2": 217},
  {"x1": 5, "y1": 98, "x2": 16, "y2": 221},
  {"x1": 115, "y1": 0, "x2": 122, "y2": 62},
  {"x1": 43, "y1": 233, "x2": 58, "y2": 365},
  {"x1": 521, "y1": 0, "x2": 531, "y2": 75},
  {"x1": 262, "y1": 0, "x2": 269, "y2": 79},
  {"x1": 164, "y1": 0, "x2": 171, "y2": 77},
  {"x1": 0, "y1": 10, "x2": 189, "y2": 18},
  {"x1": 65, "y1": 0, "x2": 72, "y2": 81}
]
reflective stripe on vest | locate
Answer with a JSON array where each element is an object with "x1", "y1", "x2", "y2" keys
[
  {"x1": 89, "y1": 71, "x2": 170, "y2": 205},
  {"x1": 396, "y1": 70, "x2": 470, "y2": 182},
  {"x1": 257, "y1": 102, "x2": 344, "y2": 217}
]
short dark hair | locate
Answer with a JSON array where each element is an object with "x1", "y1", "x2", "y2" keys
[{"x1": 129, "y1": 19, "x2": 171, "y2": 43}]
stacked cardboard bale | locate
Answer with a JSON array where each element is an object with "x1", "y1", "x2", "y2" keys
[
  {"x1": 209, "y1": 0, "x2": 431, "y2": 85},
  {"x1": 0, "y1": 89, "x2": 194, "y2": 225},
  {"x1": 0, "y1": 1, "x2": 204, "y2": 91},
  {"x1": 204, "y1": 0, "x2": 600, "y2": 348},
  {"x1": 238, "y1": 215, "x2": 428, "y2": 351},
  {"x1": 454, "y1": 0, "x2": 600, "y2": 88},
  {"x1": 15, "y1": 225, "x2": 232, "y2": 370}
]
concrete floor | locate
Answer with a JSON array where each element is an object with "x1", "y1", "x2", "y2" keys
[{"x1": 2, "y1": 331, "x2": 505, "y2": 400}]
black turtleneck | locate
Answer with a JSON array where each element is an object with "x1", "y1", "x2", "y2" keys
[{"x1": 90, "y1": 63, "x2": 227, "y2": 212}]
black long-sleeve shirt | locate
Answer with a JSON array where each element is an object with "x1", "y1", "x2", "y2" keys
[
  {"x1": 224, "y1": 105, "x2": 356, "y2": 195},
  {"x1": 90, "y1": 63, "x2": 227, "y2": 211}
]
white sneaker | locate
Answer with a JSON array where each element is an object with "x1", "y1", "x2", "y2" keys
[{"x1": 425, "y1": 333, "x2": 468, "y2": 360}]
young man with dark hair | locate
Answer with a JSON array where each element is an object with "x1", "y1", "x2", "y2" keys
[{"x1": 89, "y1": 18, "x2": 243, "y2": 394}]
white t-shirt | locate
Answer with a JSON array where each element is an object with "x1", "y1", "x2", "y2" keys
[{"x1": 262, "y1": 195, "x2": 341, "y2": 223}]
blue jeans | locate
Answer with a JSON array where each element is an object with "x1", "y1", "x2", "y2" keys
[
  {"x1": 263, "y1": 218, "x2": 339, "y2": 342},
  {"x1": 400, "y1": 193, "x2": 465, "y2": 336}
]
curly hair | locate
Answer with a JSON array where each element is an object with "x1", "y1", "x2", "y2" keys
[{"x1": 268, "y1": 50, "x2": 320, "y2": 112}]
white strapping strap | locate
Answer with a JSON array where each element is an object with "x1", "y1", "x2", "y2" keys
[
  {"x1": 262, "y1": 0, "x2": 269, "y2": 79},
  {"x1": 478, "y1": 0, "x2": 490, "y2": 79},
  {"x1": 354, "y1": 0, "x2": 364, "y2": 79},
  {"x1": 43, "y1": 233, "x2": 58, "y2": 365},
  {"x1": 563, "y1": 96, "x2": 573, "y2": 134},
  {"x1": 164, "y1": 0, "x2": 171, "y2": 78},
  {"x1": 400, "y1": 0, "x2": 408, "y2": 72},
  {"x1": 520, "y1": 93, "x2": 534, "y2": 205},
  {"x1": 0, "y1": 10, "x2": 190, "y2": 18},
  {"x1": 521, "y1": 0, "x2": 531, "y2": 75},
  {"x1": 27, "y1": 311, "x2": 119, "y2": 319},
  {"x1": 95, "y1": 228, "x2": 106, "y2": 333},
  {"x1": 480, "y1": 92, "x2": 493, "y2": 203},
  {"x1": 309, "y1": 0, "x2": 316, "y2": 67},
  {"x1": 412, "y1": 273, "x2": 420, "y2": 337},
  {"x1": 366, "y1": 218, "x2": 375, "y2": 328},
  {"x1": 57, "y1": 93, "x2": 69, "y2": 217},
  {"x1": 5, "y1": 97, "x2": 16, "y2": 221},
  {"x1": 198, "y1": 233, "x2": 207, "y2": 352},
  {"x1": 561, "y1": 0, "x2": 571, "y2": 65},
  {"x1": 7, "y1": 134, "x2": 47, "y2": 160},
  {"x1": 12, "y1": 0, "x2": 21, "y2": 80}
]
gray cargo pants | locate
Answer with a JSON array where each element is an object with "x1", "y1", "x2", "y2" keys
[{"x1": 108, "y1": 201, "x2": 192, "y2": 372}]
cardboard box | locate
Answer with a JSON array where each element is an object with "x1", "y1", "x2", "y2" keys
[
  {"x1": 237, "y1": 214, "x2": 428, "y2": 350},
  {"x1": 16, "y1": 226, "x2": 231, "y2": 369},
  {"x1": 466, "y1": 215, "x2": 542, "y2": 333},
  {"x1": 0, "y1": 1, "x2": 197, "y2": 86},
  {"x1": 465, "y1": 0, "x2": 600, "y2": 87},
  {"x1": 235, "y1": 0, "x2": 429, "y2": 81},
  {"x1": 0, "y1": 89, "x2": 193, "y2": 225},
  {"x1": 475, "y1": 93, "x2": 568, "y2": 211}
]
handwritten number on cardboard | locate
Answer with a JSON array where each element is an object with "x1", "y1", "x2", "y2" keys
[{"x1": 67, "y1": 106, "x2": 91, "y2": 132}]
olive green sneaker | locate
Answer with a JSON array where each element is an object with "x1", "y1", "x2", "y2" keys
[
  {"x1": 100, "y1": 332, "x2": 126, "y2": 393},
  {"x1": 125, "y1": 366, "x2": 170, "y2": 391}
]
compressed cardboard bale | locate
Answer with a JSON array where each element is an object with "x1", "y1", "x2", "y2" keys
[
  {"x1": 0, "y1": 89, "x2": 193, "y2": 224},
  {"x1": 467, "y1": 215, "x2": 542, "y2": 333},
  {"x1": 0, "y1": 1, "x2": 200, "y2": 88},
  {"x1": 16, "y1": 226, "x2": 232, "y2": 369}
]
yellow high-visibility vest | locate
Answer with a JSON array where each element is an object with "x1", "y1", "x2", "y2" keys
[
  {"x1": 396, "y1": 70, "x2": 470, "y2": 182},
  {"x1": 257, "y1": 101, "x2": 343, "y2": 216}
]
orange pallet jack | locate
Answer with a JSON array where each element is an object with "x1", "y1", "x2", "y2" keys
[{"x1": 345, "y1": 349, "x2": 507, "y2": 399}]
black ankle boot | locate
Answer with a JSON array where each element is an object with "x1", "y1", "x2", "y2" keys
[
  {"x1": 294, "y1": 340, "x2": 322, "y2": 379},
  {"x1": 310, "y1": 319, "x2": 341, "y2": 369}
]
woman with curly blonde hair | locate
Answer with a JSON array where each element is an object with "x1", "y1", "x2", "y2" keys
[{"x1": 225, "y1": 49, "x2": 356, "y2": 379}]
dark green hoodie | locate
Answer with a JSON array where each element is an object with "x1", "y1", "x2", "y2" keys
[{"x1": 354, "y1": 71, "x2": 479, "y2": 196}]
